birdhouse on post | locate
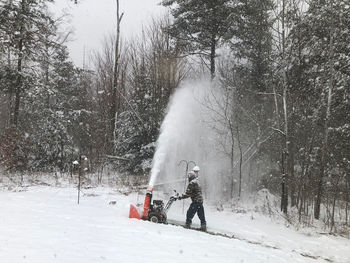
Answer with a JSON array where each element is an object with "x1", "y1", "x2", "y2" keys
[{"x1": 72, "y1": 160, "x2": 79, "y2": 175}]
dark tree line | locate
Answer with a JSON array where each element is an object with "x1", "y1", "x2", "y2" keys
[
  {"x1": 0, "y1": 0, "x2": 349, "y2": 230},
  {"x1": 163, "y1": 0, "x2": 349, "y2": 228},
  {"x1": 0, "y1": 0, "x2": 91, "y2": 171},
  {"x1": 0, "y1": 1, "x2": 184, "y2": 177}
]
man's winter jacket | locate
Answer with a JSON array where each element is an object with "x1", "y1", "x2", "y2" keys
[{"x1": 181, "y1": 178, "x2": 203, "y2": 203}]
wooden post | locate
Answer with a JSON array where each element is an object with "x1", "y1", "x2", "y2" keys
[{"x1": 78, "y1": 155, "x2": 82, "y2": 204}]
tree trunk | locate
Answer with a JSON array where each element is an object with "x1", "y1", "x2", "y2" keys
[
  {"x1": 281, "y1": 150, "x2": 287, "y2": 213},
  {"x1": 315, "y1": 0, "x2": 335, "y2": 220},
  {"x1": 7, "y1": 46, "x2": 13, "y2": 126},
  {"x1": 110, "y1": 0, "x2": 124, "y2": 154},
  {"x1": 346, "y1": 191, "x2": 349, "y2": 226},
  {"x1": 13, "y1": 39, "x2": 23, "y2": 127},
  {"x1": 229, "y1": 121, "x2": 235, "y2": 200},
  {"x1": 330, "y1": 175, "x2": 340, "y2": 232},
  {"x1": 279, "y1": 0, "x2": 289, "y2": 214},
  {"x1": 13, "y1": 0, "x2": 26, "y2": 127},
  {"x1": 210, "y1": 33, "x2": 216, "y2": 80},
  {"x1": 289, "y1": 107, "x2": 296, "y2": 207},
  {"x1": 236, "y1": 121, "x2": 243, "y2": 199}
]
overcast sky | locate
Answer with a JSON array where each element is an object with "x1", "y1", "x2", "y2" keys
[{"x1": 51, "y1": 0, "x2": 165, "y2": 67}]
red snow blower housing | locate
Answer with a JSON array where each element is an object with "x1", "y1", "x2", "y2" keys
[{"x1": 129, "y1": 187, "x2": 178, "y2": 224}]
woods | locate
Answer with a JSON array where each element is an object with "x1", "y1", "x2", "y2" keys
[{"x1": 0, "y1": 0, "x2": 349, "y2": 233}]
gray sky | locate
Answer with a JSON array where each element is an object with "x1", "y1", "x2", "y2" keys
[{"x1": 51, "y1": 0, "x2": 165, "y2": 67}]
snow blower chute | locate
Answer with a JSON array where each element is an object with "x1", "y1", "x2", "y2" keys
[{"x1": 129, "y1": 187, "x2": 178, "y2": 224}]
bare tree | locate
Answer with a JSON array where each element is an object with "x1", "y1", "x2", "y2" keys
[{"x1": 110, "y1": 0, "x2": 124, "y2": 154}]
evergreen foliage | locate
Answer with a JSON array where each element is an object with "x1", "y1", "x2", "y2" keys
[
  {"x1": 161, "y1": 0, "x2": 234, "y2": 78},
  {"x1": 114, "y1": 19, "x2": 183, "y2": 174}
]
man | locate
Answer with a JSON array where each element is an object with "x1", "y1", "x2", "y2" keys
[
  {"x1": 192, "y1": 165, "x2": 200, "y2": 177},
  {"x1": 178, "y1": 171, "x2": 206, "y2": 231}
]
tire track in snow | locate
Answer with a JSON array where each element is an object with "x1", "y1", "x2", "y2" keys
[{"x1": 167, "y1": 220, "x2": 334, "y2": 262}]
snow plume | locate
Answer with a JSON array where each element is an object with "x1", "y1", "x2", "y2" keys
[
  {"x1": 149, "y1": 78, "x2": 231, "y2": 201},
  {"x1": 148, "y1": 79, "x2": 204, "y2": 187}
]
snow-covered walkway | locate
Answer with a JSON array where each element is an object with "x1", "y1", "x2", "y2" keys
[{"x1": 0, "y1": 186, "x2": 348, "y2": 263}]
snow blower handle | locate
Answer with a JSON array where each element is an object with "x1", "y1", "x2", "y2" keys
[
  {"x1": 172, "y1": 190, "x2": 180, "y2": 200},
  {"x1": 164, "y1": 190, "x2": 179, "y2": 213}
]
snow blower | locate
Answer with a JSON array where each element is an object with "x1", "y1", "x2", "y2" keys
[{"x1": 129, "y1": 187, "x2": 178, "y2": 224}]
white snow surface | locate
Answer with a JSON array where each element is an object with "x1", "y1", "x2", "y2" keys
[{"x1": 0, "y1": 186, "x2": 349, "y2": 263}]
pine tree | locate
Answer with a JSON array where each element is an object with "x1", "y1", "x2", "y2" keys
[
  {"x1": 20, "y1": 46, "x2": 74, "y2": 171},
  {"x1": 161, "y1": 0, "x2": 234, "y2": 79},
  {"x1": 116, "y1": 61, "x2": 155, "y2": 173},
  {"x1": 114, "y1": 17, "x2": 184, "y2": 174},
  {"x1": 0, "y1": 0, "x2": 55, "y2": 127},
  {"x1": 229, "y1": 0, "x2": 274, "y2": 93},
  {"x1": 289, "y1": 0, "x2": 350, "y2": 219}
]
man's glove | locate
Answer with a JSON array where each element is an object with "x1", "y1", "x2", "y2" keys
[{"x1": 177, "y1": 195, "x2": 184, "y2": 200}]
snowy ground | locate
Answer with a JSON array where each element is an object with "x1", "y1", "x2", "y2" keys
[{"x1": 0, "y1": 185, "x2": 349, "y2": 263}]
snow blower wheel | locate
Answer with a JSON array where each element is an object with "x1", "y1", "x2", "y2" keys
[{"x1": 149, "y1": 213, "x2": 160, "y2": 223}]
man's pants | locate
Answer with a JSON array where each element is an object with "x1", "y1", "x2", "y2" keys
[{"x1": 186, "y1": 202, "x2": 206, "y2": 226}]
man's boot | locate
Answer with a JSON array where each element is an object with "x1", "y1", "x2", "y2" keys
[{"x1": 200, "y1": 224, "x2": 207, "y2": 231}]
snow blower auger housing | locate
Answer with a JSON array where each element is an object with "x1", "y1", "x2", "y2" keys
[{"x1": 129, "y1": 187, "x2": 178, "y2": 224}]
